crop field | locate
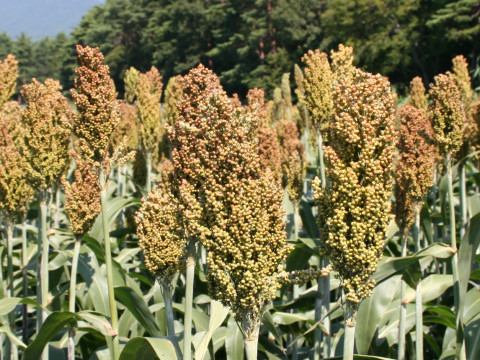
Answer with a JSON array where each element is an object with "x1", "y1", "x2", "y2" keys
[{"x1": 0, "y1": 43, "x2": 479, "y2": 360}]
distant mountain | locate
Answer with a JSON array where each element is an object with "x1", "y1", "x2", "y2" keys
[{"x1": 0, "y1": 0, "x2": 105, "y2": 39}]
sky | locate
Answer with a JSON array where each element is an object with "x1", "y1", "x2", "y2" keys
[{"x1": 0, "y1": 0, "x2": 105, "y2": 39}]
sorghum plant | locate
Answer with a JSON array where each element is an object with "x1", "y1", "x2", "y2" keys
[
  {"x1": 256, "y1": 127, "x2": 283, "y2": 182},
  {"x1": 330, "y1": 44, "x2": 355, "y2": 81},
  {"x1": 408, "y1": 76, "x2": 428, "y2": 114},
  {"x1": 313, "y1": 68, "x2": 396, "y2": 360},
  {"x1": 136, "y1": 67, "x2": 163, "y2": 192},
  {"x1": 62, "y1": 157, "x2": 101, "y2": 360},
  {"x1": 71, "y1": 45, "x2": 126, "y2": 360},
  {"x1": 124, "y1": 66, "x2": 139, "y2": 104},
  {"x1": 394, "y1": 104, "x2": 435, "y2": 360},
  {"x1": 20, "y1": 79, "x2": 72, "y2": 359},
  {"x1": 428, "y1": 71, "x2": 466, "y2": 360}
]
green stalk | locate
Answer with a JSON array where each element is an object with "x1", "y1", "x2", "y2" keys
[
  {"x1": 184, "y1": 256, "x2": 195, "y2": 360},
  {"x1": 22, "y1": 221, "x2": 28, "y2": 343},
  {"x1": 413, "y1": 209, "x2": 423, "y2": 360},
  {"x1": 160, "y1": 280, "x2": 175, "y2": 336},
  {"x1": 397, "y1": 230, "x2": 407, "y2": 360},
  {"x1": 68, "y1": 235, "x2": 82, "y2": 360},
  {"x1": 315, "y1": 129, "x2": 329, "y2": 359},
  {"x1": 54, "y1": 186, "x2": 61, "y2": 228},
  {"x1": 459, "y1": 164, "x2": 467, "y2": 239},
  {"x1": 146, "y1": 151, "x2": 153, "y2": 193},
  {"x1": 100, "y1": 169, "x2": 120, "y2": 360},
  {"x1": 343, "y1": 302, "x2": 357, "y2": 360},
  {"x1": 322, "y1": 258, "x2": 331, "y2": 358},
  {"x1": 446, "y1": 155, "x2": 466, "y2": 360},
  {"x1": 6, "y1": 222, "x2": 14, "y2": 360},
  {"x1": 244, "y1": 327, "x2": 259, "y2": 360},
  {"x1": 38, "y1": 189, "x2": 49, "y2": 360}
]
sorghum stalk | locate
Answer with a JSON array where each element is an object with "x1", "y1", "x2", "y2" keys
[
  {"x1": 67, "y1": 234, "x2": 81, "y2": 360},
  {"x1": 344, "y1": 302, "x2": 357, "y2": 360},
  {"x1": 39, "y1": 189, "x2": 49, "y2": 360},
  {"x1": 160, "y1": 280, "x2": 175, "y2": 336},
  {"x1": 22, "y1": 220, "x2": 28, "y2": 343},
  {"x1": 398, "y1": 230, "x2": 407, "y2": 360},
  {"x1": 413, "y1": 208, "x2": 423, "y2": 360},
  {"x1": 429, "y1": 72, "x2": 466, "y2": 360},
  {"x1": 6, "y1": 222, "x2": 15, "y2": 359},
  {"x1": 100, "y1": 168, "x2": 120, "y2": 360},
  {"x1": 299, "y1": 49, "x2": 334, "y2": 359},
  {"x1": 244, "y1": 327, "x2": 259, "y2": 360},
  {"x1": 184, "y1": 255, "x2": 195, "y2": 360}
]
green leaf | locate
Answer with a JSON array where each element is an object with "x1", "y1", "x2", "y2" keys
[
  {"x1": 356, "y1": 276, "x2": 401, "y2": 354},
  {"x1": 463, "y1": 288, "x2": 480, "y2": 325},
  {"x1": 115, "y1": 286, "x2": 162, "y2": 337},
  {"x1": 271, "y1": 311, "x2": 313, "y2": 325},
  {"x1": 77, "y1": 311, "x2": 116, "y2": 337},
  {"x1": 0, "y1": 297, "x2": 22, "y2": 315},
  {"x1": 403, "y1": 275, "x2": 453, "y2": 304},
  {"x1": 225, "y1": 316, "x2": 244, "y2": 360},
  {"x1": 194, "y1": 300, "x2": 229, "y2": 360},
  {"x1": 21, "y1": 311, "x2": 77, "y2": 360},
  {"x1": 466, "y1": 318, "x2": 480, "y2": 360},
  {"x1": 325, "y1": 356, "x2": 394, "y2": 360},
  {"x1": 299, "y1": 199, "x2": 320, "y2": 239},
  {"x1": 119, "y1": 337, "x2": 178, "y2": 360}
]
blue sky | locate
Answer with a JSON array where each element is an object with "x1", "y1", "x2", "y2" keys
[{"x1": 0, "y1": 0, "x2": 105, "y2": 39}]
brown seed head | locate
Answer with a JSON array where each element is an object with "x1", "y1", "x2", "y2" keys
[
  {"x1": 408, "y1": 76, "x2": 428, "y2": 114},
  {"x1": 124, "y1": 66, "x2": 140, "y2": 104},
  {"x1": 71, "y1": 45, "x2": 120, "y2": 163},
  {"x1": 395, "y1": 105, "x2": 436, "y2": 232}
]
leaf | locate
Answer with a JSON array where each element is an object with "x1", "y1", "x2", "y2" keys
[
  {"x1": 21, "y1": 312, "x2": 77, "y2": 360},
  {"x1": 324, "y1": 356, "x2": 394, "y2": 360},
  {"x1": 299, "y1": 198, "x2": 320, "y2": 239},
  {"x1": 356, "y1": 276, "x2": 401, "y2": 354},
  {"x1": 466, "y1": 318, "x2": 480, "y2": 360},
  {"x1": 77, "y1": 311, "x2": 116, "y2": 337},
  {"x1": 271, "y1": 311, "x2": 313, "y2": 325},
  {"x1": 463, "y1": 288, "x2": 480, "y2": 325},
  {"x1": 403, "y1": 275, "x2": 453, "y2": 304},
  {"x1": 0, "y1": 297, "x2": 22, "y2": 315},
  {"x1": 114, "y1": 286, "x2": 162, "y2": 337},
  {"x1": 421, "y1": 202, "x2": 433, "y2": 244},
  {"x1": 226, "y1": 316, "x2": 244, "y2": 360},
  {"x1": 119, "y1": 337, "x2": 178, "y2": 360},
  {"x1": 194, "y1": 300, "x2": 229, "y2": 360}
]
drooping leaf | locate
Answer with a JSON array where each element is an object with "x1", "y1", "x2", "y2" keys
[{"x1": 119, "y1": 337, "x2": 179, "y2": 360}]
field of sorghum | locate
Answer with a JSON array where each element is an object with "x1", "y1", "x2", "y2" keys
[{"x1": 0, "y1": 43, "x2": 479, "y2": 360}]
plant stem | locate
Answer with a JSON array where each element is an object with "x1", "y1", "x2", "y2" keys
[
  {"x1": 54, "y1": 186, "x2": 61, "y2": 228},
  {"x1": 446, "y1": 155, "x2": 467, "y2": 360},
  {"x1": 244, "y1": 327, "x2": 259, "y2": 360},
  {"x1": 316, "y1": 130, "x2": 326, "y2": 186},
  {"x1": 100, "y1": 169, "x2": 120, "y2": 360},
  {"x1": 146, "y1": 151, "x2": 153, "y2": 193},
  {"x1": 38, "y1": 189, "x2": 49, "y2": 360},
  {"x1": 459, "y1": 163, "x2": 467, "y2": 239},
  {"x1": 314, "y1": 285, "x2": 322, "y2": 360},
  {"x1": 398, "y1": 230, "x2": 407, "y2": 360},
  {"x1": 68, "y1": 235, "x2": 82, "y2": 360},
  {"x1": 413, "y1": 208, "x2": 424, "y2": 360},
  {"x1": 22, "y1": 221, "x2": 28, "y2": 343},
  {"x1": 184, "y1": 255, "x2": 195, "y2": 360},
  {"x1": 161, "y1": 280, "x2": 175, "y2": 336},
  {"x1": 6, "y1": 223, "x2": 14, "y2": 360},
  {"x1": 343, "y1": 302, "x2": 357, "y2": 360}
]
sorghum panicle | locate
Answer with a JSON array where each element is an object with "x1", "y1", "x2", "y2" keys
[
  {"x1": 246, "y1": 88, "x2": 269, "y2": 128},
  {"x1": 136, "y1": 67, "x2": 163, "y2": 156},
  {"x1": 111, "y1": 100, "x2": 139, "y2": 152},
  {"x1": 314, "y1": 68, "x2": 396, "y2": 304},
  {"x1": 20, "y1": 78, "x2": 73, "y2": 190},
  {"x1": 300, "y1": 50, "x2": 334, "y2": 136},
  {"x1": 281, "y1": 120, "x2": 305, "y2": 205},
  {"x1": 136, "y1": 183, "x2": 186, "y2": 281},
  {"x1": 408, "y1": 76, "x2": 428, "y2": 114},
  {"x1": 0, "y1": 54, "x2": 18, "y2": 108},
  {"x1": 124, "y1": 66, "x2": 140, "y2": 104},
  {"x1": 63, "y1": 157, "x2": 101, "y2": 235},
  {"x1": 395, "y1": 105, "x2": 436, "y2": 233},
  {"x1": 330, "y1": 44, "x2": 355, "y2": 81},
  {"x1": 428, "y1": 72, "x2": 465, "y2": 156},
  {"x1": 164, "y1": 75, "x2": 183, "y2": 127},
  {"x1": 256, "y1": 127, "x2": 283, "y2": 181},
  {"x1": 0, "y1": 102, "x2": 34, "y2": 222},
  {"x1": 71, "y1": 45, "x2": 120, "y2": 164}
]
